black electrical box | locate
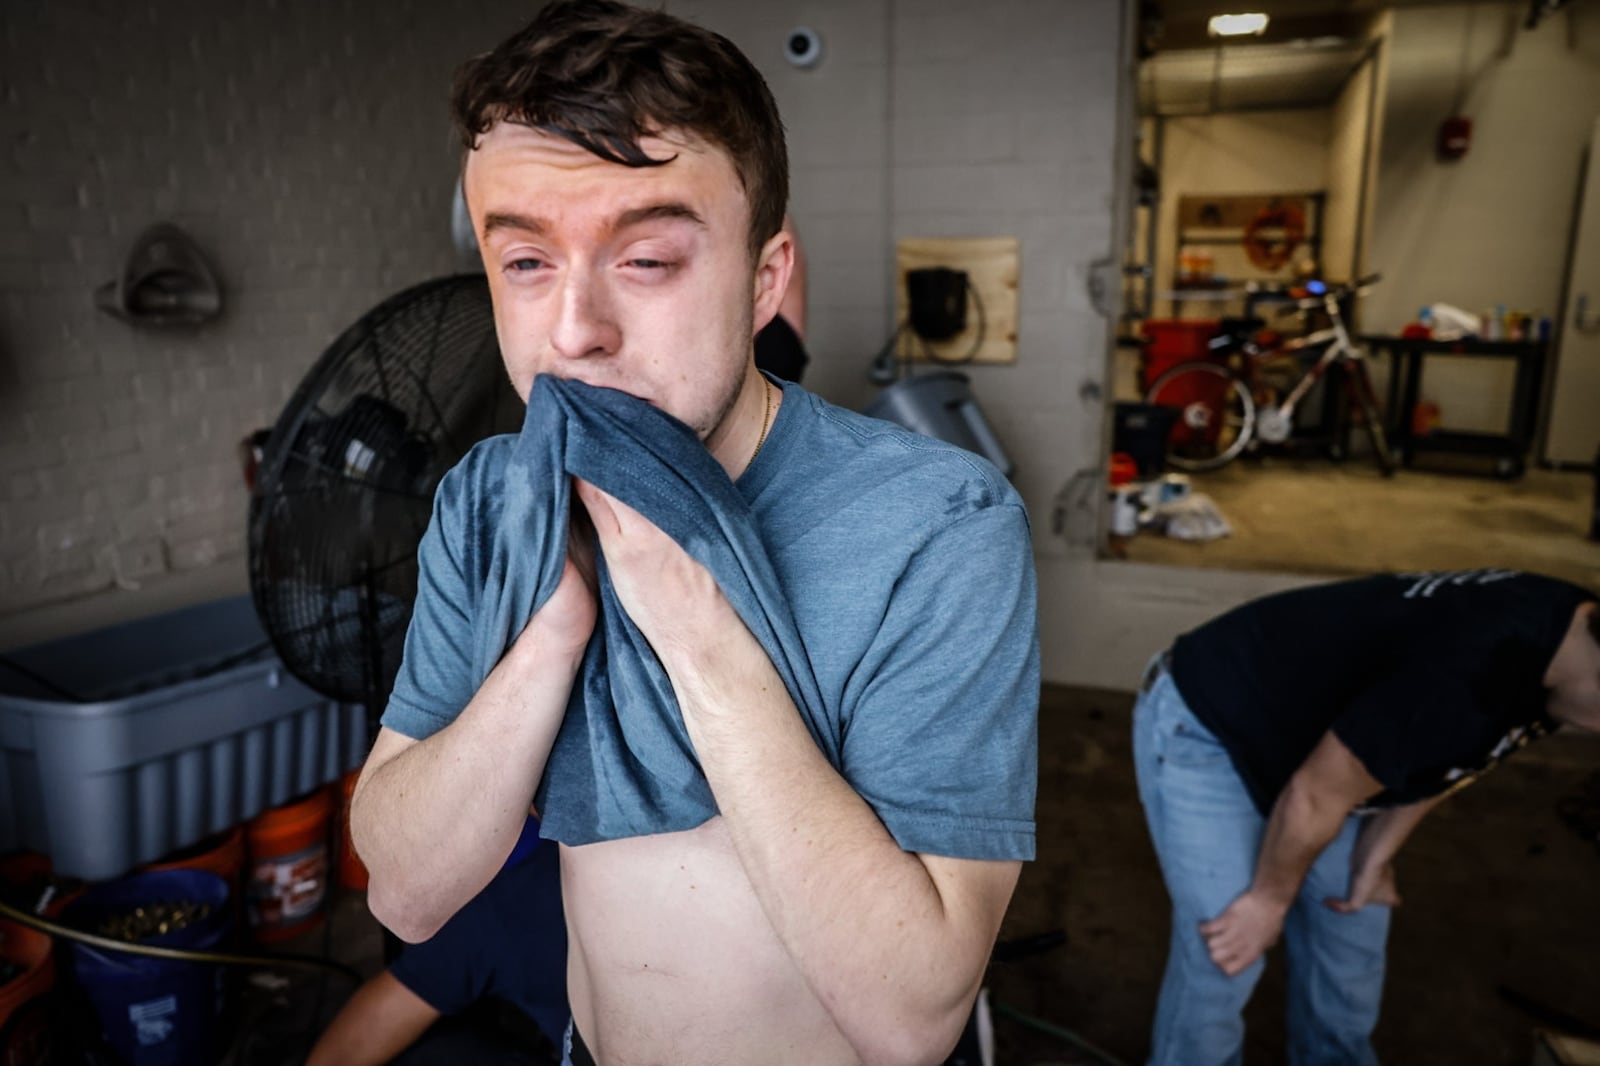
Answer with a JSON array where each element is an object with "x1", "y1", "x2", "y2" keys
[{"x1": 906, "y1": 267, "x2": 969, "y2": 341}]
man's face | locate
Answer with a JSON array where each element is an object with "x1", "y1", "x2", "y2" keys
[{"x1": 464, "y1": 123, "x2": 781, "y2": 452}]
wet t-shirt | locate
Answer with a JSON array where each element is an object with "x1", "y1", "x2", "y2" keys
[{"x1": 383, "y1": 378, "x2": 1040, "y2": 860}]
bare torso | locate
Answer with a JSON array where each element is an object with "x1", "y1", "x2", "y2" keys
[{"x1": 561, "y1": 817, "x2": 861, "y2": 1065}]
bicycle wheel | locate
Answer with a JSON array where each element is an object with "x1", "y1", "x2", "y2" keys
[{"x1": 1144, "y1": 361, "x2": 1256, "y2": 472}]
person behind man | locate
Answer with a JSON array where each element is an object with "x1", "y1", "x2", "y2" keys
[
  {"x1": 306, "y1": 817, "x2": 566, "y2": 1066},
  {"x1": 349, "y1": 4, "x2": 1040, "y2": 1065},
  {"x1": 1133, "y1": 568, "x2": 1600, "y2": 1066}
]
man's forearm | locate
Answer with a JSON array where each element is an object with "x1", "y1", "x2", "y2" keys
[
  {"x1": 1351, "y1": 794, "x2": 1443, "y2": 868},
  {"x1": 1249, "y1": 779, "x2": 1353, "y2": 907},
  {"x1": 353, "y1": 636, "x2": 582, "y2": 942},
  {"x1": 667, "y1": 624, "x2": 1012, "y2": 1066}
]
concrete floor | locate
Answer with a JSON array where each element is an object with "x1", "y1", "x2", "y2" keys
[
  {"x1": 1117, "y1": 459, "x2": 1600, "y2": 592},
  {"x1": 207, "y1": 685, "x2": 1600, "y2": 1066},
  {"x1": 990, "y1": 686, "x2": 1600, "y2": 1066}
]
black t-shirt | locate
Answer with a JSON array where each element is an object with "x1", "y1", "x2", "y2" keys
[
  {"x1": 389, "y1": 833, "x2": 567, "y2": 1043},
  {"x1": 1169, "y1": 569, "x2": 1591, "y2": 815}
]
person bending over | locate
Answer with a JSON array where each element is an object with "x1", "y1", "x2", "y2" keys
[
  {"x1": 1133, "y1": 569, "x2": 1600, "y2": 1066},
  {"x1": 350, "y1": 4, "x2": 1040, "y2": 1065}
]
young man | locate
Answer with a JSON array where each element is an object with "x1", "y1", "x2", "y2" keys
[
  {"x1": 1133, "y1": 569, "x2": 1600, "y2": 1066},
  {"x1": 349, "y1": 4, "x2": 1040, "y2": 1065}
]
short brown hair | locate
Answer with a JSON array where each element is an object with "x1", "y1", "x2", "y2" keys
[{"x1": 451, "y1": 0, "x2": 789, "y2": 256}]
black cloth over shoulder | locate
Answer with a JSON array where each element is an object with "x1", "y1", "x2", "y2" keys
[{"x1": 754, "y1": 313, "x2": 808, "y2": 383}]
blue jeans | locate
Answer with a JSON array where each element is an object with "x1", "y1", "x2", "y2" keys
[{"x1": 1133, "y1": 663, "x2": 1391, "y2": 1066}]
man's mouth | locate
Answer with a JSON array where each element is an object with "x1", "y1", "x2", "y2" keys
[{"x1": 551, "y1": 373, "x2": 654, "y2": 408}]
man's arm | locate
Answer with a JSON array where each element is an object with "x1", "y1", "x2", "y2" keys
[
  {"x1": 578, "y1": 481, "x2": 1018, "y2": 1066},
  {"x1": 1200, "y1": 729, "x2": 1383, "y2": 977},
  {"x1": 352, "y1": 558, "x2": 593, "y2": 943},
  {"x1": 1324, "y1": 792, "x2": 1444, "y2": 914},
  {"x1": 676, "y1": 631, "x2": 1016, "y2": 1066},
  {"x1": 305, "y1": 970, "x2": 440, "y2": 1066}
]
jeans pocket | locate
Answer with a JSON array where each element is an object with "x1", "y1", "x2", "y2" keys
[{"x1": 1163, "y1": 719, "x2": 1230, "y2": 768}]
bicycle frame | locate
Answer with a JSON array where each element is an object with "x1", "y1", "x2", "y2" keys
[
  {"x1": 1268, "y1": 296, "x2": 1361, "y2": 421},
  {"x1": 1260, "y1": 284, "x2": 1395, "y2": 473}
]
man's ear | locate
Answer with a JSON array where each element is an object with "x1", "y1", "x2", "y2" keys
[{"x1": 751, "y1": 229, "x2": 796, "y2": 335}]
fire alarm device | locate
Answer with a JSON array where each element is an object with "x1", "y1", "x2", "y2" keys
[{"x1": 1438, "y1": 116, "x2": 1472, "y2": 161}]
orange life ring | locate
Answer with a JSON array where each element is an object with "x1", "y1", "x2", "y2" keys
[{"x1": 1242, "y1": 203, "x2": 1307, "y2": 272}]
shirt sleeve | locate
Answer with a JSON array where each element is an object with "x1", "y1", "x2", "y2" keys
[
  {"x1": 1330, "y1": 671, "x2": 1489, "y2": 803},
  {"x1": 389, "y1": 925, "x2": 489, "y2": 1015},
  {"x1": 839, "y1": 501, "x2": 1040, "y2": 861},
  {"x1": 381, "y1": 459, "x2": 479, "y2": 740}
]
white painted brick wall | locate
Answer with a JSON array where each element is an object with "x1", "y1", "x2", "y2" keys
[
  {"x1": 674, "y1": 0, "x2": 1124, "y2": 512},
  {"x1": 0, "y1": 0, "x2": 535, "y2": 618}
]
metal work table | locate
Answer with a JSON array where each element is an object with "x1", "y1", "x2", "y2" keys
[{"x1": 1364, "y1": 335, "x2": 1548, "y2": 479}]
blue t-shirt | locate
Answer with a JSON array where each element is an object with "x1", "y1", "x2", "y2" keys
[{"x1": 383, "y1": 378, "x2": 1040, "y2": 860}]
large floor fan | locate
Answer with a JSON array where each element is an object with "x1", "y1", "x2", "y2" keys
[{"x1": 248, "y1": 274, "x2": 522, "y2": 727}]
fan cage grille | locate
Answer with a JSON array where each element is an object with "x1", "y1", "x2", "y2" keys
[{"x1": 249, "y1": 274, "x2": 522, "y2": 707}]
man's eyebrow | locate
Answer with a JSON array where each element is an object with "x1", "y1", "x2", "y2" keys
[
  {"x1": 612, "y1": 203, "x2": 706, "y2": 231},
  {"x1": 478, "y1": 203, "x2": 705, "y2": 242},
  {"x1": 480, "y1": 211, "x2": 549, "y2": 240}
]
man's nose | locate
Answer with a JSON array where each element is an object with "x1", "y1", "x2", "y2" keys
[{"x1": 549, "y1": 271, "x2": 621, "y2": 360}]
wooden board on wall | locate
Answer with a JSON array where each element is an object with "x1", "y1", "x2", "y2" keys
[{"x1": 895, "y1": 237, "x2": 1019, "y2": 365}]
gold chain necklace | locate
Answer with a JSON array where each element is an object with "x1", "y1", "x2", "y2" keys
[{"x1": 748, "y1": 378, "x2": 774, "y2": 470}]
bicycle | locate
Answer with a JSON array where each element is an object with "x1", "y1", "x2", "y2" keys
[{"x1": 1142, "y1": 275, "x2": 1398, "y2": 476}]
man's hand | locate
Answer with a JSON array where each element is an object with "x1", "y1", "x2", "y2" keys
[
  {"x1": 572, "y1": 478, "x2": 739, "y2": 665},
  {"x1": 1326, "y1": 856, "x2": 1401, "y2": 914},
  {"x1": 512, "y1": 487, "x2": 600, "y2": 659},
  {"x1": 1199, "y1": 889, "x2": 1288, "y2": 976},
  {"x1": 524, "y1": 554, "x2": 598, "y2": 656}
]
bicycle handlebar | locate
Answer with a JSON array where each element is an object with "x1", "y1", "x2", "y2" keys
[
  {"x1": 1298, "y1": 273, "x2": 1379, "y2": 298},
  {"x1": 1287, "y1": 273, "x2": 1382, "y2": 313}
]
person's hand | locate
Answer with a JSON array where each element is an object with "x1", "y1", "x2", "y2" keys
[
  {"x1": 519, "y1": 555, "x2": 597, "y2": 659},
  {"x1": 515, "y1": 490, "x2": 600, "y2": 659},
  {"x1": 1325, "y1": 856, "x2": 1400, "y2": 914},
  {"x1": 571, "y1": 478, "x2": 737, "y2": 663},
  {"x1": 1199, "y1": 890, "x2": 1287, "y2": 976}
]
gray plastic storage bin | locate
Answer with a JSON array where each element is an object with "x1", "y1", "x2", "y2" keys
[{"x1": 0, "y1": 595, "x2": 367, "y2": 881}]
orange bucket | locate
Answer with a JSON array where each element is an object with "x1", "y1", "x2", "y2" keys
[
  {"x1": 0, "y1": 918, "x2": 56, "y2": 1066},
  {"x1": 0, "y1": 852, "x2": 81, "y2": 919},
  {"x1": 244, "y1": 789, "x2": 332, "y2": 942},
  {"x1": 337, "y1": 770, "x2": 370, "y2": 892}
]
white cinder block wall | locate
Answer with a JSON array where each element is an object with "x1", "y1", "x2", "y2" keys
[
  {"x1": 4, "y1": 0, "x2": 1309, "y2": 685},
  {"x1": 0, "y1": 1, "x2": 533, "y2": 625},
  {"x1": 667, "y1": 0, "x2": 1126, "y2": 482},
  {"x1": 1366, "y1": 3, "x2": 1600, "y2": 433}
]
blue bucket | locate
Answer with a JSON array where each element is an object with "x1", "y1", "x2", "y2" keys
[{"x1": 65, "y1": 868, "x2": 231, "y2": 1066}]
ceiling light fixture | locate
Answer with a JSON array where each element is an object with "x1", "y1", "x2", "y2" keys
[{"x1": 1208, "y1": 12, "x2": 1270, "y2": 37}]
